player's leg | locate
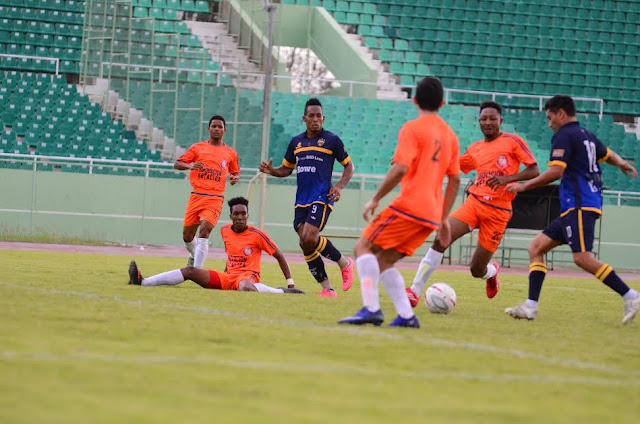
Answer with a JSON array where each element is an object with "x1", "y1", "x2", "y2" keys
[
  {"x1": 311, "y1": 204, "x2": 354, "y2": 291},
  {"x1": 409, "y1": 216, "x2": 471, "y2": 304},
  {"x1": 296, "y1": 207, "x2": 335, "y2": 296},
  {"x1": 337, "y1": 236, "x2": 385, "y2": 325},
  {"x1": 569, "y1": 211, "x2": 640, "y2": 324},
  {"x1": 377, "y1": 247, "x2": 421, "y2": 328},
  {"x1": 182, "y1": 194, "x2": 203, "y2": 266},
  {"x1": 470, "y1": 207, "x2": 511, "y2": 298},
  {"x1": 192, "y1": 198, "x2": 223, "y2": 269},
  {"x1": 505, "y1": 226, "x2": 562, "y2": 320},
  {"x1": 128, "y1": 260, "x2": 207, "y2": 287}
]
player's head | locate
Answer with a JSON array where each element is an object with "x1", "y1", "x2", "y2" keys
[
  {"x1": 208, "y1": 115, "x2": 226, "y2": 140},
  {"x1": 303, "y1": 98, "x2": 324, "y2": 135},
  {"x1": 479, "y1": 101, "x2": 503, "y2": 140},
  {"x1": 228, "y1": 197, "x2": 249, "y2": 231},
  {"x1": 413, "y1": 77, "x2": 444, "y2": 112},
  {"x1": 544, "y1": 95, "x2": 576, "y2": 132}
]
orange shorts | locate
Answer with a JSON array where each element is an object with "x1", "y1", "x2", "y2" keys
[
  {"x1": 183, "y1": 193, "x2": 224, "y2": 227},
  {"x1": 362, "y1": 207, "x2": 435, "y2": 257},
  {"x1": 207, "y1": 270, "x2": 259, "y2": 291},
  {"x1": 450, "y1": 195, "x2": 512, "y2": 252}
]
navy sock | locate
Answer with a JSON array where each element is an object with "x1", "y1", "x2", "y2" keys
[
  {"x1": 316, "y1": 236, "x2": 342, "y2": 262},
  {"x1": 596, "y1": 264, "x2": 630, "y2": 296},
  {"x1": 528, "y1": 262, "x2": 547, "y2": 301},
  {"x1": 305, "y1": 250, "x2": 329, "y2": 283}
]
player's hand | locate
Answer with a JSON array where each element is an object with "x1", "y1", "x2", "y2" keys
[
  {"x1": 362, "y1": 199, "x2": 379, "y2": 222},
  {"x1": 620, "y1": 161, "x2": 638, "y2": 178},
  {"x1": 229, "y1": 174, "x2": 240, "y2": 185},
  {"x1": 191, "y1": 162, "x2": 205, "y2": 170},
  {"x1": 259, "y1": 159, "x2": 274, "y2": 175},
  {"x1": 328, "y1": 186, "x2": 342, "y2": 202},
  {"x1": 435, "y1": 219, "x2": 451, "y2": 247},
  {"x1": 486, "y1": 175, "x2": 510, "y2": 190},
  {"x1": 505, "y1": 182, "x2": 524, "y2": 194}
]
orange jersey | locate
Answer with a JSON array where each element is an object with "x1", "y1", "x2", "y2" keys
[
  {"x1": 462, "y1": 132, "x2": 536, "y2": 209},
  {"x1": 388, "y1": 114, "x2": 460, "y2": 228},
  {"x1": 220, "y1": 224, "x2": 278, "y2": 278},
  {"x1": 178, "y1": 141, "x2": 240, "y2": 195}
]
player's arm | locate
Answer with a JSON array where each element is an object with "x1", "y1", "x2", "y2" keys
[
  {"x1": 328, "y1": 160, "x2": 354, "y2": 202},
  {"x1": 487, "y1": 163, "x2": 540, "y2": 189},
  {"x1": 272, "y1": 249, "x2": 295, "y2": 288},
  {"x1": 174, "y1": 160, "x2": 203, "y2": 171},
  {"x1": 605, "y1": 149, "x2": 637, "y2": 178},
  {"x1": 362, "y1": 162, "x2": 407, "y2": 221},
  {"x1": 259, "y1": 158, "x2": 294, "y2": 178},
  {"x1": 506, "y1": 165, "x2": 564, "y2": 194}
]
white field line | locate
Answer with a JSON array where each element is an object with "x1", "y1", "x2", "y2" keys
[
  {"x1": 0, "y1": 351, "x2": 636, "y2": 388},
  {"x1": 1, "y1": 282, "x2": 639, "y2": 379}
]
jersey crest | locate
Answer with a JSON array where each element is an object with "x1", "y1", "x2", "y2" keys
[
  {"x1": 317, "y1": 138, "x2": 325, "y2": 147},
  {"x1": 243, "y1": 246, "x2": 253, "y2": 256},
  {"x1": 496, "y1": 155, "x2": 508, "y2": 169},
  {"x1": 221, "y1": 160, "x2": 227, "y2": 169}
]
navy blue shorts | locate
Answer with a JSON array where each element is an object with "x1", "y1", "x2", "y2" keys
[
  {"x1": 293, "y1": 203, "x2": 332, "y2": 232},
  {"x1": 542, "y1": 209, "x2": 600, "y2": 253}
]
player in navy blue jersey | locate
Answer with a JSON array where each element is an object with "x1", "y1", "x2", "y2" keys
[
  {"x1": 505, "y1": 95, "x2": 639, "y2": 324},
  {"x1": 260, "y1": 98, "x2": 355, "y2": 297}
]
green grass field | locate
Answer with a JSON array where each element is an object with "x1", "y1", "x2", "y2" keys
[{"x1": 1, "y1": 249, "x2": 638, "y2": 424}]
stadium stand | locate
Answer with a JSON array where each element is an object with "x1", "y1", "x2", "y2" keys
[{"x1": 285, "y1": 0, "x2": 640, "y2": 115}]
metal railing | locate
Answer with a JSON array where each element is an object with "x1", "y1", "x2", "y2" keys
[{"x1": 0, "y1": 54, "x2": 60, "y2": 75}]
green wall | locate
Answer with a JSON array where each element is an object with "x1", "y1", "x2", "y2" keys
[{"x1": 2, "y1": 168, "x2": 640, "y2": 270}]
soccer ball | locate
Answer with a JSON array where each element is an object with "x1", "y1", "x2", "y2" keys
[{"x1": 424, "y1": 283, "x2": 457, "y2": 314}]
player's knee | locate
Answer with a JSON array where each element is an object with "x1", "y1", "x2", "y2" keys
[
  {"x1": 198, "y1": 227, "x2": 212, "y2": 238},
  {"x1": 182, "y1": 232, "x2": 194, "y2": 243},
  {"x1": 238, "y1": 281, "x2": 256, "y2": 291},
  {"x1": 528, "y1": 243, "x2": 542, "y2": 259},
  {"x1": 573, "y1": 254, "x2": 589, "y2": 269},
  {"x1": 182, "y1": 266, "x2": 197, "y2": 280},
  {"x1": 299, "y1": 236, "x2": 316, "y2": 253}
]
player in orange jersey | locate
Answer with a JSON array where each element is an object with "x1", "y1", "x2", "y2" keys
[
  {"x1": 338, "y1": 76, "x2": 461, "y2": 328},
  {"x1": 174, "y1": 115, "x2": 240, "y2": 269},
  {"x1": 128, "y1": 197, "x2": 303, "y2": 294},
  {"x1": 405, "y1": 101, "x2": 540, "y2": 306}
]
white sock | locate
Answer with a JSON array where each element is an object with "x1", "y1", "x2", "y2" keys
[
  {"x1": 411, "y1": 248, "x2": 443, "y2": 296},
  {"x1": 184, "y1": 238, "x2": 196, "y2": 258},
  {"x1": 623, "y1": 289, "x2": 639, "y2": 300},
  {"x1": 193, "y1": 237, "x2": 209, "y2": 268},
  {"x1": 254, "y1": 283, "x2": 284, "y2": 293},
  {"x1": 381, "y1": 267, "x2": 414, "y2": 319},
  {"x1": 142, "y1": 269, "x2": 184, "y2": 287},
  {"x1": 481, "y1": 263, "x2": 497, "y2": 280},
  {"x1": 356, "y1": 253, "x2": 380, "y2": 312},
  {"x1": 524, "y1": 299, "x2": 539, "y2": 308}
]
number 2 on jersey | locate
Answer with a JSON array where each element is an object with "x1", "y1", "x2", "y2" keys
[{"x1": 432, "y1": 139, "x2": 441, "y2": 162}]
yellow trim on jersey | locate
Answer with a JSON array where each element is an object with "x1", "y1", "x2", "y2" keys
[
  {"x1": 581, "y1": 207, "x2": 602, "y2": 215},
  {"x1": 283, "y1": 158, "x2": 296, "y2": 168},
  {"x1": 598, "y1": 147, "x2": 611, "y2": 164},
  {"x1": 305, "y1": 251, "x2": 320, "y2": 262},
  {"x1": 316, "y1": 236, "x2": 327, "y2": 253},
  {"x1": 340, "y1": 156, "x2": 352, "y2": 166},
  {"x1": 548, "y1": 160, "x2": 567, "y2": 168},
  {"x1": 294, "y1": 201, "x2": 334, "y2": 210},
  {"x1": 560, "y1": 207, "x2": 603, "y2": 217},
  {"x1": 294, "y1": 146, "x2": 334, "y2": 155},
  {"x1": 578, "y1": 209, "x2": 586, "y2": 252}
]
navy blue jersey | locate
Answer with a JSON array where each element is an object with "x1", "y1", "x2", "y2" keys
[
  {"x1": 548, "y1": 121, "x2": 610, "y2": 215},
  {"x1": 282, "y1": 129, "x2": 351, "y2": 208}
]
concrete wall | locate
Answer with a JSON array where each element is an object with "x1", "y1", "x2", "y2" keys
[
  {"x1": 2, "y1": 167, "x2": 640, "y2": 270},
  {"x1": 225, "y1": 0, "x2": 378, "y2": 97}
]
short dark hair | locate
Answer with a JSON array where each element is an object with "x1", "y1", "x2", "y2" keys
[
  {"x1": 304, "y1": 98, "x2": 323, "y2": 115},
  {"x1": 209, "y1": 115, "x2": 226, "y2": 128},
  {"x1": 414, "y1": 77, "x2": 444, "y2": 111},
  {"x1": 545, "y1": 95, "x2": 576, "y2": 117},
  {"x1": 228, "y1": 196, "x2": 249, "y2": 213},
  {"x1": 479, "y1": 100, "x2": 502, "y2": 116}
]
